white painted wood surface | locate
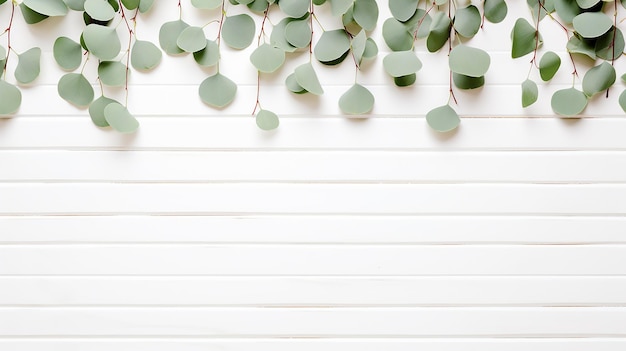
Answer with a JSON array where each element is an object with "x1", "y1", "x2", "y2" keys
[{"x1": 1, "y1": 0, "x2": 626, "y2": 350}]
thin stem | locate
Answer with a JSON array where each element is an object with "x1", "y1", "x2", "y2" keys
[
  {"x1": 1, "y1": 2, "x2": 15, "y2": 80},
  {"x1": 178, "y1": 0, "x2": 182, "y2": 20},
  {"x1": 309, "y1": 0, "x2": 314, "y2": 57},
  {"x1": 216, "y1": 0, "x2": 226, "y2": 72},
  {"x1": 252, "y1": 71, "x2": 261, "y2": 115},
  {"x1": 447, "y1": 1, "x2": 457, "y2": 105},
  {"x1": 119, "y1": 2, "x2": 135, "y2": 106}
]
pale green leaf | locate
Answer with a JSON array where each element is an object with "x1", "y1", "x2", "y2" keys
[
  {"x1": 521, "y1": 79, "x2": 538, "y2": 107},
  {"x1": 121, "y1": 0, "x2": 139, "y2": 9},
  {"x1": 511, "y1": 18, "x2": 538, "y2": 58},
  {"x1": 351, "y1": 30, "x2": 366, "y2": 64},
  {"x1": 426, "y1": 104, "x2": 460, "y2": 132},
  {"x1": 88, "y1": 95, "x2": 117, "y2": 127},
  {"x1": 576, "y1": 0, "x2": 601, "y2": 9},
  {"x1": 567, "y1": 34, "x2": 596, "y2": 60},
  {"x1": 84, "y1": 0, "x2": 115, "y2": 21},
  {"x1": 352, "y1": 0, "x2": 378, "y2": 31},
  {"x1": 383, "y1": 50, "x2": 422, "y2": 77},
  {"x1": 104, "y1": 102, "x2": 139, "y2": 133},
  {"x1": 338, "y1": 83, "x2": 374, "y2": 114},
  {"x1": 65, "y1": 0, "x2": 86, "y2": 11},
  {"x1": 582, "y1": 61, "x2": 616, "y2": 97},
  {"x1": 222, "y1": 14, "x2": 255, "y2": 49},
  {"x1": 285, "y1": 18, "x2": 312, "y2": 48},
  {"x1": 389, "y1": 0, "x2": 418, "y2": 22},
  {"x1": 83, "y1": 24, "x2": 121, "y2": 60},
  {"x1": 453, "y1": 5, "x2": 480, "y2": 38},
  {"x1": 279, "y1": 0, "x2": 309, "y2": 18},
  {"x1": 270, "y1": 17, "x2": 298, "y2": 52},
  {"x1": 595, "y1": 27, "x2": 625, "y2": 61},
  {"x1": 382, "y1": 18, "x2": 413, "y2": 51},
  {"x1": 256, "y1": 109, "x2": 280, "y2": 130},
  {"x1": 539, "y1": 51, "x2": 560, "y2": 81},
  {"x1": 159, "y1": 20, "x2": 190, "y2": 55},
  {"x1": 554, "y1": 0, "x2": 581, "y2": 24},
  {"x1": 58, "y1": 73, "x2": 94, "y2": 107},
  {"x1": 551, "y1": 87, "x2": 588, "y2": 116},
  {"x1": 131, "y1": 40, "x2": 162, "y2": 71},
  {"x1": 484, "y1": 0, "x2": 507, "y2": 23},
  {"x1": 619, "y1": 90, "x2": 626, "y2": 113},
  {"x1": 138, "y1": 0, "x2": 155, "y2": 12},
  {"x1": 98, "y1": 61, "x2": 126, "y2": 87},
  {"x1": 19, "y1": 3, "x2": 49, "y2": 24},
  {"x1": 330, "y1": 0, "x2": 353, "y2": 17},
  {"x1": 427, "y1": 12, "x2": 451, "y2": 52},
  {"x1": 294, "y1": 62, "x2": 324, "y2": 95},
  {"x1": 176, "y1": 26, "x2": 207, "y2": 53},
  {"x1": 0, "y1": 80, "x2": 22, "y2": 115},
  {"x1": 193, "y1": 40, "x2": 219, "y2": 67},
  {"x1": 314, "y1": 29, "x2": 350, "y2": 64},
  {"x1": 449, "y1": 45, "x2": 490, "y2": 77},
  {"x1": 15, "y1": 47, "x2": 41, "y2": 84},
  {"x1": 199, "y1": 73, "x2": 237, "y2": 108},
  {"x1": 22, "y1": 0, "x2": 68, "y2": 16},
  {"x1": 53, "y1": 36, "x2": 82, "y2": 70},
  {"x1": 286, "y1": 73, "x2": 307, "y2": 94},
  {"x1": 573, "y1": 12, "x2": 612, "y2": 38},
  {"x1": 191, "y1": 0, "x2": 222, "y2": 9},
  {"x1": 362, "y1": 37, "x2": 378, "y2": 59},
  {"x1": 250, "y1": 44, "x2": 285, "y2": 73}
]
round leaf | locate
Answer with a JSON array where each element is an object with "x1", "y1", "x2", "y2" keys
[
  {"x1": 58, "y1": 73, "x2": 94, "y2": 107},
  {"x1": 351, "y1": 30, "x2": 367, "y2": 64},
  {"x1": 595, "y1": 27, "x2": 625, "y2": 61},
  {"x1": 22, "y1": 0, "x2": 68, "y2": 16},
  {"x1": 279, "y1": 0, "x2": 309, "y2": 18},
  {"x1": 330, "y1": 0, "x2": 353, "y2": 17},
  {"x1": 619, "y1": 90, "x2": 626, "y2": 113},
  {"x1": 362, "y1": 37, "x2": 378, "y2": 59},
  {"x1": 294, "y1": 62, "x2": 324, "y2": 95},
  {"x1": 89, "y1": 96, "x2": 118, "y2": 127},
  {"x1": 104, "y1": 102, "x2": 139, "y2": 133},
  {"x1": 53, "y1": 36, "x2": 82, "y2": 70},
  {"x1": 521, "y1": 79, "x2": 538, "y2": 107},
  {"x1": 19, "y1": 3, "x2": 49, "y2": 24},
  {"x1": 352, "y1": 0, "x2": 378, "y2": 31},
  {"x1": 159, "y1": 20, "x2": 190, "y2": 55},
  {"x1": 382, "y1": 18, "x2": 413, "y2": 51},
  {"x1": 98, "y1": 61, "x2": 127, "y2": 87},
  {"x1": 452, "y1": 73, "x2": 484, "y2": 90},
  {"x1": 427, "y1": 12, "x2": 451, "y2": 52},
  {"x1": 191, "y1": 0, "x2": 222, "y2": 9},
  {"x1": 582, "y1": 61, "x2": 616, "y2": 97},
  {"x1": 449, "y1": 45, "x2": 490, "y2": 77},
  {"x1": 84, "y1": 0, "x2": 115, "y2": 21},
  {"x1": 453, "y1": 5, "x2": 480, "y2": 38},
  {"x1": 383, "y1": 50, "x2": 422, "y2": 77},
  {"x1": 576, "y1": 0, "x2": 601, "y2": 9},
  {"x1": 256, "y1": 109, "x2": 280, "y2": 130},
  {"x1": 138, "y1": 0, "x2": 155, "y2": 12},
  {"x1": 566, "y1": 34, "x2": 596, "y2": 60},
  {"x1": 314, "y1": 29, "x2": 350, "y2": 63},
  {"x1": 15, "y1": 47, "x2": 41, "y2": 84},
  {"x1": 573, "y1": 12, "x2": 612, "y2": 38},
  {"x1": 121, "y1": 0, "x2": 139, "y2": 9},
  {"x1": 511, "y1": 18, "x2": 538, "y2": 58},
  {"x1": 484, "y1": 0, "x2": 507, "y2": 23},
  {"x1": 426, "y1": 104, "x2": 460, "y2": 132},
  {"x1": 338, "y1": 83, "x2": 374, "y2": 115},
  {"x1": 250, "y1": 44, "x2": 285, "y2": 73},
  {"x1": 389, "y1": 0, "x2": 418, "y2": 22},
  {"x1": 131, "y1": 40, "x2": 162, "y2": 71},
  {"x1": 193, "y1": 40, "x2": 219, "y2": 67},
  {"x1": 270, "y1": 17, "x2": 298, "y2": 53},
  {"x1": 394, "y1": 74, "x2": 416, "y2": 87},
  {"x1": 551, "y1": 88, "x2": 588, "y2": 116},
  {"x1": 285, "y1": 73, "x2": 307, "y2": 94},
  {"x1": 0, "y1": 81, "x2": 22, "y2": 115},
  {"x1": 285, "y1": 19, "x2": 311, "y2": 48},
  {"x1": 222, "y1": 14, "x2": 255, "y2": 49},
  {"x1": 176, "y1": 26, "x2": 207, "y2": 53},
  {"x1": 83, "y1": 24, "x2": 121, "y2": 60},
  {"x1": 539, "y1": 51, "x2": 561, "y2": 81},
  {"x1": 65, "y1": 0, "x2": 87, "y2": 11},
  {"x1": 199, "y1": 73, "x2": 237, "y2": 108}
]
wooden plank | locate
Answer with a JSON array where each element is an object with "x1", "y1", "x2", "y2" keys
[
  {"x1": 1, "y1": 245, "x2": 624, "y2": 275},
  {"x1": 1, "y1": 276, "x2": 625, "y2": 306}
]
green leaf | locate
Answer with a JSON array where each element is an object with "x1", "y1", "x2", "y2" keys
[
  {"x1": 576, "y1": 0, "x2": 600, "y2": 9},
  {"x1": 286, "y1": 73, "x2": 307, "y2": 94},
  {"x1": 383, "y1": 50, "x2": 422, "y2": 77},
  {"x1": 22, "y1": 0, "x2": 68, "y2": 16},
  {"x1": 453, "y1": 5, "x2": 480, "y2": 38},
  {"x1": 222, "y1": 14, "x2": 255, "y2": 49},
  {"x1": 573, "y1": 12, "x2": 612, "y2": 38},
  {"x1": 159, "y1": 20, "x2": 190, "y2": 55},
  {"x1": 521, "y1": 79, "x2": 538, "y2": 107},
  {"x1": 389, "y1": 0, "x2": 417, "y2": 22},
  {"x1": 382, "y1": 18, "x2": 413, "y2": 51},
  {"x1": 539, "y1": 51, "x2": 561, "y2": 81},
  {"x1": 250, "y1": 44, "x2": 285, "y2": 73},
  {"x1": 131, "y1": 40, "x2": 162, "y2": 71},
  {"x1": 554, "y1": 0, "x2": 581, "y2": 24},
  {"x1": 449, "y1": 45, "x2": 490, "y2": 77},
  {"x1": 19, "y1": 3, "x2": 49, "y2": 24},
  {"x1": 15, "y1": 47, "x2": 41, "y2": 84},
  {"x1": 88, "y1": 95, "x2": 117, "y2": 127},
  {"x1": 582, "y1": 61, "x2": 616, "y2": 97},
  {"x1": 84, "y1": 0, "x2": 115, "y2": 21},
  {"x1": 53, "y1": 36, "x2": 82, "y2": 70},
  {"x1": 107, "y1": 0, "x2": 119, "y2": 12},
  {"x1": 595, "y1": 27, "x2": 625, "y2": 61},
  {"x1": 191, "y1": 0, "x2": 221, "y2": 9},
  {"x1": 330, "y1": 0, "x2": 353, "y2": 17},
  {"x1": 566, "y1": 34, "x2": 596, "y2": 60},
  {"x1": 279, "y1": 0, "x2": 309, "y2": 18},
  {"x1": 314, "y1": 29, "x2": 350, "y2": 64},
  {"x1": 393, "y1": 74, "x2": 416, "y2": 87},
  {"x1": 58, "y1": 73, "x2": 94, "y2": 107},
  {"x1": 121, "y1": 0, "x2": 139, "y2": 9},
  {"x1": 248, "y1": 0, "x2": 270, "y2": 13},
  {"x1": 551, "y1": 88, "x2": 588, "y2": 116},
  {"x1": 256, "y1": 109, "x2": 280, "y2": 130},
  {"x1": 98, "y1": 61, "x2": 127, "y2": 87},
  {"x1": 138, "y1": 0, "x2": 155, "y2": 12},
  {"x1": 619, "y1": 90, "x2": 626, "y2": 113},
  {"x1": 484, "y1": 0, "x2": 507, "y2": 23},
  {"x1": 199, "y1": 73, "x2": 237, "y2": 108},
  {"x1": 511, "y1": 18, "x2": 538, "y2": 58},
  {"x1": 352, "y1": 0, "x2": 378, "y2": 31},
  {"x1": 527, "y1": 0, "x2": 554, "y2": 23},
  {"x1": 338, "y1": 84, "x2": 374, "y2": 114},
  {"x1": 426, "y1": 104, "x2": 460, "y2": 132},
  {"x1": 83, "y1": 24, "x2": 121, "y2": 60},
  {"x1": 65, "y1": 0, "x2": 87, "y2": 11},
  {"x1": 351, "y1": 30, "x2": 367, "y2": 64},
  {"x1": 285, "y1": 18, "x2": 312, "y2": 48},
  {"x1": 104, "y1": 102, "x2": 139, "y2": 133},
  {"x1": 0, "y1": 80, "x2": 22, "y2": 116},
  {"x1": 452, "y1": 73, "x2": 484, "y2": 90},
  {"x1": 362, "y1": 37, "x2": 378, "y2": 59},
  {"x1": 176, "y1": 26, "x2": 207, "y2": 53},
  {"x1": 294, "y1": 62, "x2": 324, "y2": 95},
  {"x1": 427, "y1": 12, "x2": 451, "y2": 52},
  {"x1": 270, "y1": 17, "x2": 298, "y2": 53},
  {"x1": 193, "y1": 40, "x2": 219, "y2": 67}
]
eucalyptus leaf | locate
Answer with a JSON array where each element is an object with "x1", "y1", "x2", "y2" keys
[
  {"x1": 177, "y1": 26, "x2": 207, "y2": 53},
  {"x1": 271, "y1": 17, "x2": 298, "y2": 52},
  {"x1": 191, "y1": 0, "x2": 222, "y2": 9},
  {"x1": 98, "y1": 61, "x2": 127, "y2": 87},
  {"x1": 248, "y1": 0, "x2": 270, "y2": 13},
  {"x1": 104, "y1": 102, "x2": 139, "y2": 133},
  {"x1": 576, "y1": 0, "x2": 600, "y2": 9},
  {"x1": 389, "y1": 0, "x2": 418, "y2": 22},
  {"x1": 484, "y1": 0, "x2": 507, "y2": 23},
  {"x1": 572, "y1": 12, "x2": 612, "y2": 38},
  {"x1": 521, "y1": 79, "x2": 538, "y2": 107},
  {"x1": 138, "y1": 0, "x2": 155, "y2": 12},
  {"x1": 15, "y1": 47, "x2": 41, "y2": 84},
  {"x1": 250, "y1": 44, "x2": 285, "y2": 73},
  {"x1": 539, "y1": 51, "x2": 561, "y2": 81},
  {"x1": 58, "y1": 73, "x2": 94, "y2": 107},
  {"x1": 53, "y1": 36, "x2": 82, "y2": 70},
  {"x1": 567, "y1": 34, "x2": 596, "y2": 59},
  {"x1": 582, "y1": 61, "x2": 616, "y2": 97},
  {"x1": 193, "y1": 40, "x2": 220, "y2": 67},
  {"x1": 159, "y1": 20, "x2": 190, "y2": 55},
  {"x1": 107, "y1": 0, "x2": 119, "y2": 12},
  {"x1": 285, "y1": 19, "x2": 312, "y2": 48},
  {"x1": 554, "y1": 0, "x2": 581, "y2": 24},
  {"x1": 314, "y1": 29, "x2": 350, "y2": 64},
  {"x1": 330, "y1": 0, "x2": 353, "y2": 17},
  {"x1": 256, "y1": 109, "x2": 280, "y2": 130},
  {"x1": 339, "y1": 83, "x2": 374, "y2": 114},
  {"x1": 88, "y1": 95, "x2": 116, "y2": 127},
  {"x1": 551, "y1": 87, "x2": 588, "y2": 116},
  {"x1": 131, "y1": 40, "x2": 162, "y2": 71},
  {"x1": 511, "y1": 18, "x2": 538, "y2": 58},
  {"x1": 619, "y1": 90, "x2": 626, "y2": 113},
  {"x1": 453, "y1": 5, "x2": 480, "y2": 38},
  {"x1": 121, "y1": 0, "x2": 139, "y2": 9},
  {"x1": 452, "y1": 73, "x2": 484, "y2": 90},
  {"x1": 595, "y1": 27, "x2": 625, "y2": 61},
  {"x1": 222, "y1": 14, "x2": 255, "y2": 49},
  {"x1": 394, "y1": 74, "x2": 416, "y2": 86},
  {"x1": 65, "y1": 0, "x2": 86, "y2": 11},
  {"x1": 279, "y1": 0, "x2": 309, "y2": 18},
  {"x1": 383, "y1": 50, "x2": 422, "y2": 77},
  {"x1": 199, "y1": 73, "x2": 237, "y2": 108},
  {"x1": 382, "y1": 18, "x2": 413, "y2": 51},
  {"x1": 352, "y1": 0, "x2": 378, "y2": 31},
  {"x1": 449, "y1": 45, "x2": 490, "y2": 77},
  {"x1": 427, "y1": 12, "x2": 451, "y2": 52},
  {"x1": 83, "y1": 24, "x2": 121, "y2": 60},
  {"x1": 294, "y1": 62, "x2": 324, "y2": 95},
  {"x1": 426, "y1": 104, "x2": 460, "y2": 132},
  {"x1": 362, "y1": 37, "x2": 378, "y2": 59},
  {"x1": 84, "y1": 0, "x2": 115, "y2": 21},
  {"x1": 286, "y1": 73, "x2": 307, "y2": 94},
  {"x1": 0, "y1": 80, "x2": 22, "y2": 115},
  {"x1": 22, "y1": 0, "x2": 68, "y2": 16},
  {"x1": 19, "y1": 3, "x2": 49, "y2": 24},
  {"x1": 351, "y1": 30, "x2": 367, "y2": 64}
]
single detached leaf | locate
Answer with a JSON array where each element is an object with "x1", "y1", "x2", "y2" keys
[
  {"x1": 449, "y1": 45, "x2": 490, "y2": 77},
  {"x1": 88, "y1": 95, "x2": 117, "y2": 127},
  {"x1": 84, "y1": 0, "x2": 115, "y2": 21},
  {"x1": 452, "y1": 73, "x2": 484, "y2": 90},
  {"x1": 484, "y1": 0, "x2": 507, "y2": 23},
  {"x1": 22, "y1": 0, "x2": 68, "y2": 16},
  {"x1": 250, "y1": 44, "x2": 285, "y2": 73},
  {"x1": 353, "y1": 0, "x2": 378, "y2": 31},
  {"x1": 256, "y1": 109, "x2": 280, "y2": 130},
  {"x1": 539, "y1": 51, "x2": 561, "y2": 81},
  {"x1": 314, "y1": 29, "x2": 350, "y2": 64},
  {"x1": 191, "y1": 0, "x2": 222, "y2": 9},
  {"x1": 199, "y1": 73, "x2": 237, "y2": 108},
  {"x1": 176, "y1": 26, "x2": 207, "y2": 53},
  {"x1": 285, "y1": 19, "x2": 312, "y2": 48},
  {"x1": 383, "y1": 50, "x2": 422, "y2": 77},
  {"x1": 58, "y1": 73, "x2": 94, "y2": 107},
  {"x1": 98, "y1": 61, "x2": 127, "y2": 87},
  {"x1": 453, "y1": 5, "x2": 480, "y2": 38},
  {"x1": 426, "y1": 104, "x2": 460, "y2": 132},
  {"x1": 573, "y1": 12, "x2": 612, "y2": 38},
  {"x1": 279, "y1": 0, "x2": 309, "y2": 18},
  {"x1": 511, "y1": 18, "x2": 538, "y2": 58},
  {"x1": 0, "y1": 80, "x2": 22, "y2": 115},
  {"x1": 131, "y1": 40, "x2": 162, "y2": 71},
  {"x1": 15, "y1": 47, "x2": 41, "y2": 84},
  {"x1": 222, "y1": 14, "x2": 255, "y2": 49},
  {"x1": 582, "y1": 61, "x2": 616, "y2": 97},
  {"x1": 551, "y1": 87, "x2": 588, "y2": 116},
  {"x1": 159, "y1": 20, "x2": 190, "y2": 55},
  {"x1": 83, "y1": 24, "x2": 121, "y2": 60},
  {"x1": 521, "y1": 79, "x2": 538, "y2": 107},
  {"x1": 338, "y1": 83, "x2": 374, "y2": 115},
  {"x1": 19, "y1": 3, "x2": 49, "y2": 24},
  {"x1": 193, "y1": 40, "x2": 219, "y2": 67},
  {"x1": 104, "y1": 102, "x2": 139, "y2": 133},
  {"x1": 53, "y1": 36, "x2": 82, "y2": 70},
  {"x1": 382, "y1": 18, "x2": 413, "y2": 51},
  {"x1": 427, "y1": 12, "x2": 451, "y2": 52},
  {"x1": 619, "y1": 90, "x2": 626, "y2": 113},
  {"x1": 294, "y1": 62, "x2": 324, "y2": 95}
]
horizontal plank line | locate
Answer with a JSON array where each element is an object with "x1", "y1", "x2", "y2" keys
[
  {"x1": 3, "y1": 212, "x2": 626, "y2": 217},
  {"x1": 3, "y1": 304, "x2": 626, "y2": 308},
  {"x1": 2, "y1": 335, "x2": 626, "y2": 339},
  {"x1": 3, "y1": 274, "x2": 626, "y2": 278},
  {"x1": 2, "y1": 242, "x2": 622, "y2": 246}
]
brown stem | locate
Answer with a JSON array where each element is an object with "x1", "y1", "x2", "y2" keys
[
  {"x1": 2, "y1": 2, "x2": 15, "y2": 80},
  {"x1": 252, "y1": 4, "x2": 271, "y2": 115},
  {"x1": 119, "y1": 1, "x2": 135, "y2": 106}
]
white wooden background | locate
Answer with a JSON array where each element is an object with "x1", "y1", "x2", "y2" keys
[{"x1": 2, "y1": 1, "x2": 626, "y2": 350}]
